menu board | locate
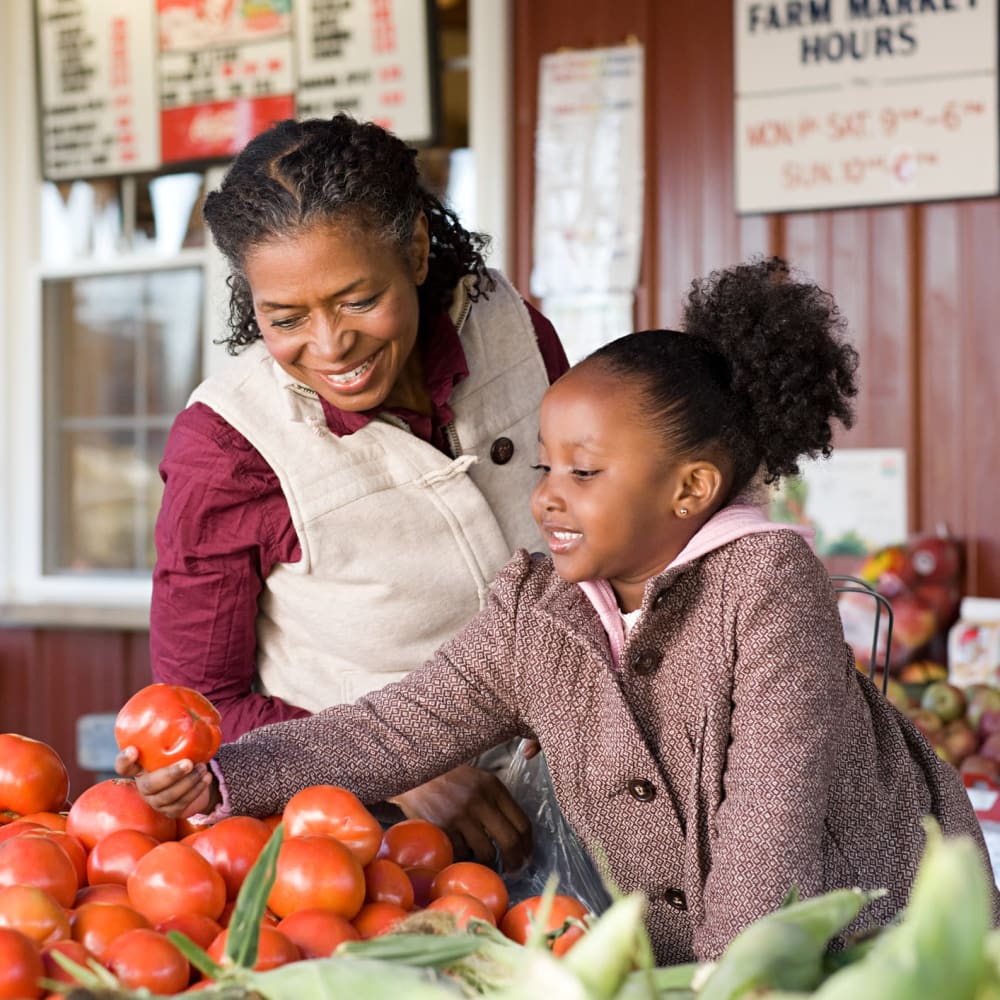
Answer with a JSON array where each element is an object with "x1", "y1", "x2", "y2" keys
[
  {"x1": 294, "y1": 0, "x2": 436, "y2": 141},
  {"x1": 734, "y1": 0, "x2": 999, "y2": 213},
  {"x1": 35, "y1": 0, "x2": 437, "y2": 180},
  {"x1": 36, "y1": 0, "x2": 160, "y2": 179},
  {"x1": 158, "y1": 0, "x2": 296, "y2": 164}
]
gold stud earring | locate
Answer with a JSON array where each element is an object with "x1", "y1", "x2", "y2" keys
[{"x1": 678, "y1": 508, "x2": 688, "y2": 517}]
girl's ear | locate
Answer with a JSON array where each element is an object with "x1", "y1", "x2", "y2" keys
[
  {"x1": 410, "y1": 213, "x2": 431, "y2": 285},
  {"x1": 674, "y1": 461, "x2": 726, "y2": 519}
]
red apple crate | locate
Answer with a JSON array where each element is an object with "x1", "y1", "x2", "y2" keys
[{"x1": 963, "y1": 768, "x2": 1000, "y2": 823}]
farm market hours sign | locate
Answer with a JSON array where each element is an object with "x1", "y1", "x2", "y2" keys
[{"x1": 734, "y1": 0, "x2": 999, "y2": 213}]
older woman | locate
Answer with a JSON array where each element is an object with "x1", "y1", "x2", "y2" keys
[{"x1": 150, "y1": 115, "x2": 568, "y2": 867}]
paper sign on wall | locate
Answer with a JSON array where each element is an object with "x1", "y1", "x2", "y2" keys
[
  {"x1": 36, "y1": 0, "x2": 161, "y2": 180},
  {"x1": 734, "y1": 0, "x2": 999, "y2": 213},
  {"x1": 531, "y1": 44, "x2": 644, "y2": 298}
]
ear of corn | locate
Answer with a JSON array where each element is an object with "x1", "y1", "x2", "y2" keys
[
  {"x1": 698, "y1": 886, "x2": 877, "y2": 1000},
  {"x1": 561, "y1": 893, "x2": 649, "y2": 998},
  {"x1": 812, "y1": 820, "x2": 992, "y2": 1000}
]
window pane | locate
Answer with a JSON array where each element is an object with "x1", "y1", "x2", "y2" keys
[
  {"x1": 42, "y1": 269, "x2": 203, "y2": 574},
  {"x1": 48, "y1": 429, "x2": 165, "y2": 573}
]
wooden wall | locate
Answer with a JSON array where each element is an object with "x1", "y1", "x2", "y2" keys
[
  {"x1": 512, "y1": 0, "x2": 1000, "y2": 599},
  {"x1": 0, "y1": 627, "x2": 151, "y2": 800}
]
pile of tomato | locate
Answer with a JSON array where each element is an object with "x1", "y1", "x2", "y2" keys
[{"x1": 0, "y1": 731, "x2": 590, "y2": 998}]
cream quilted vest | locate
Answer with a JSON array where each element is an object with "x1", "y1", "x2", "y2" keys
[{"x1": 190, "y1": 270, "x2": 548, "y2": 709}]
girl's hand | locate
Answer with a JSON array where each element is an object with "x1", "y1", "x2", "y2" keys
[
  {"x1": 390, "y1": 765, "x2": 532, "y2": 871},
  {"x1": 114, "y1": 746, "x2": 220, "y2": 819}
]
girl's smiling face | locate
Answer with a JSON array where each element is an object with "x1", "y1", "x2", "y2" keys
[
  {"x1": 244, "y1": 217, "x2": 429, "y2": 412},
  {"x1": 530, "y1": 364, "x2": 707, "y2": 612}
]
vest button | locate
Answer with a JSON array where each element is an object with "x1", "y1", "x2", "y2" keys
[
  {"x1": 631, "y1": 651, "x2": 659, "y2": 676},
  {"x1": 664, "y1": 888, "x2": 687, "y2": 911},
  {"x1": 490, "y1": 437, "x2": 515, "y2": 464},
  {"x1": 627, "y1": 778, "x2": 656, "y2": 801}
]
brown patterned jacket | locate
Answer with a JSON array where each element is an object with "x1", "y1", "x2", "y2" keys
[{"x1": 216, "y1": 530, "x2": 1000, "y2": 963}]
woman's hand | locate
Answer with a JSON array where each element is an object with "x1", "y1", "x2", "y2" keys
[
  {"x1": 114, "y1": 746, "x2": 221, "y2": 819},
  {"x1": 390, "y1": 765, "x2": 532, "y2": 871}
]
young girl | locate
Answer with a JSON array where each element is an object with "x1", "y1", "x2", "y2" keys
[{"x1": 119, "y1": 257, "x2": 998, "y2": 965}]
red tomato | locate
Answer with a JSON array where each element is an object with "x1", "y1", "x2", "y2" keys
[
  {"x1": 187, "y1": 816, "x2": 272, "y2": 899},
  {"x1": 430, "y1": 861, "x2": 508, "y2": 922},
  {"x1": 378, "y1": 819, "x2": 454, "y2": 873},
  {"x1": 22, "y1": 831, "x2": 86, "y2": 889},
  {"x1": 18, "y1": 814, "x2": 67, "y2": 833},
  {"x1": 104, "y1": 928, "x2": 190, "y2": 994},
  {"x1": 217, "y1": 900, "x2": 279, "y2": 929},
  {"x1": 267, "y1": 835, "x2": 365, "y2": 920},
  {"x1": 0, "y1": 735, "x2": 69, "y2": 817},
  {"x1": 155, "y1": 912, "x2": 222, "y2": 951},
  {"x1": 127, "y1": 842, "x2": 226, "y2": 925},
  {"x1": 70, "y1": 902, "x2": 150, "y2": 963},
  {"x1": 426, "y1": 893, "x2": 497, "y2": 928},
  {"x1": 351, "y1": 901, "x2": 409, "y2": 939},
  {"x1": 207, "y1": 925, "x2": 300, "y2": 971},
  {"x1": 404, "y1": 866, "x2": 437, "y2": 908},
  {"x1": 41, "y1": 939, "x2": 95, "y2": 988},
  {"x1": 65, "y1": 779, "x2": 177, "y2": 850},
  {"x1": 0, "y1": 834, "x2": 78, "y2": 908},
  {"x1": 276, "y1": 908, "x2": 360, "y2": 958},
  {"x1": 74, "y1": 884, "x2": 130, "y2": 908},
  {"x1": 282, "y1": 786, "x2": 383, "y2": 866},
  {"x1": 499, "y1": 895, "x2": 592, "y2": 956},
  {"x1": 114, "y1": 683, "x2": 222, "y2": 772},
  {"x1": 364, "y1": 858, "x2": 415, "y2": 909},
  {"x1": 0, "y1": 886, "x2": 70, "y2": 946},
  {"x1": 87, "y1": 829, "x2": 158, "y2": 886},
  {"x1": 0, "y1": 822, "x2": 44, "y2": 846},
  {"x1": 0, "y1": 927, "x2": 43, "y2": 999}
]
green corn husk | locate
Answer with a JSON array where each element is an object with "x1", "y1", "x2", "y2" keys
[
  {"x1": 560, "y1": 893, "x2": 649, "y2": 999},
  {"x1": 698, "y1": 886, "x2": 879, "y2": 1000},
  {"x1": 812, "y1": 819, "x2": 992, "y2": 1000}
]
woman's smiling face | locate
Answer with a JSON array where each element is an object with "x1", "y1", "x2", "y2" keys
[
  {"x1": 530, "y1": 364, "x2": 697, "y2": 611},
  {"x1": 244, "y1": 217, "x2": 429, "y2": 412}
]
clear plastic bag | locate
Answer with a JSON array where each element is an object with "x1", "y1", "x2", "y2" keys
[{"x1": 498, "y1": 740, "x2": 612, "y2": 915}]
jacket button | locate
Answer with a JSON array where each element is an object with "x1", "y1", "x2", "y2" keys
[
  {"x1": 653, "y1": 590, "x2": 669, "y2": 608},
  {"x1": 631, "y1": 650, "x2": 659, "y2": 676},
  {"x1": 665, "y1": 888, "x2": 687, "y2": 911},
  {"x1": 490, "y1": 437, "x2": 515, "y2": 464},
  {"x1": 627, "y1": 778, "x2": 656, "y2": 801}
]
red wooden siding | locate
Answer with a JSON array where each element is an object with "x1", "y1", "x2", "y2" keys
[{"x1": 513, "y1": 0, "x2": 1000, "y2": 599}]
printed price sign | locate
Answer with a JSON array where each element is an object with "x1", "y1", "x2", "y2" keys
[
  {"x1": 36, "y1": 0, "x2": 160, "y2": 179},
  {"x1": 734, "y1": 0, "x2": 999, "y2": 212}
]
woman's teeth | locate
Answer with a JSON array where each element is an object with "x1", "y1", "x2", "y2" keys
[
  {"x1": 552, "y1": 530, "x2": 581, "y2": 540},
  {"x1": 326, "y1": 357, "x2": 374, "y2": 384}
]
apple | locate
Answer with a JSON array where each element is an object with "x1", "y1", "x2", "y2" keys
[
  {"x1": 979, "y1": 732, "x2": 1000, "y2": 762},
  {"x1": 940, "y1": 719, "x2": 978, "y2": 766},
  {"x1": 889, "y1": 594, "x2": 939, "y2": 662},
  {"x1": 979, "y1": 709, "x2": 1000, "y2": 740},
  {"x1": 913, "y1": 582, "x2": 961, "y2": 630},
  {"x1": 966, "y1": 685, "x2": 1000, "y2": 732},
  {"x1": 908, "y1": 707, "x2": 944, "y2": 740},
  {"x1": 882, "y1": 677, "x2": 912, "y2": 713},
  {"x1": 898, "y1": 659, "x2": 949, "y2": 686},
  {"x1": 959, "y1": 754, "x2": 1000, "y2": 786},
  {"x1": 920, "y1": 681, "x2": 967, "y2": 724},
  {"x1": 909, "y1": 533, "x2": 961, "y2": 585}
]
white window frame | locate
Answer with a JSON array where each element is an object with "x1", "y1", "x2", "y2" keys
[{"x1": 0, "y1": 0, "x2": 512, "y2": 619}]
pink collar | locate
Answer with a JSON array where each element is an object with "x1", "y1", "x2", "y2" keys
[{"x1": 578, "y1": 504, "x2": 814, "y2": 668}]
